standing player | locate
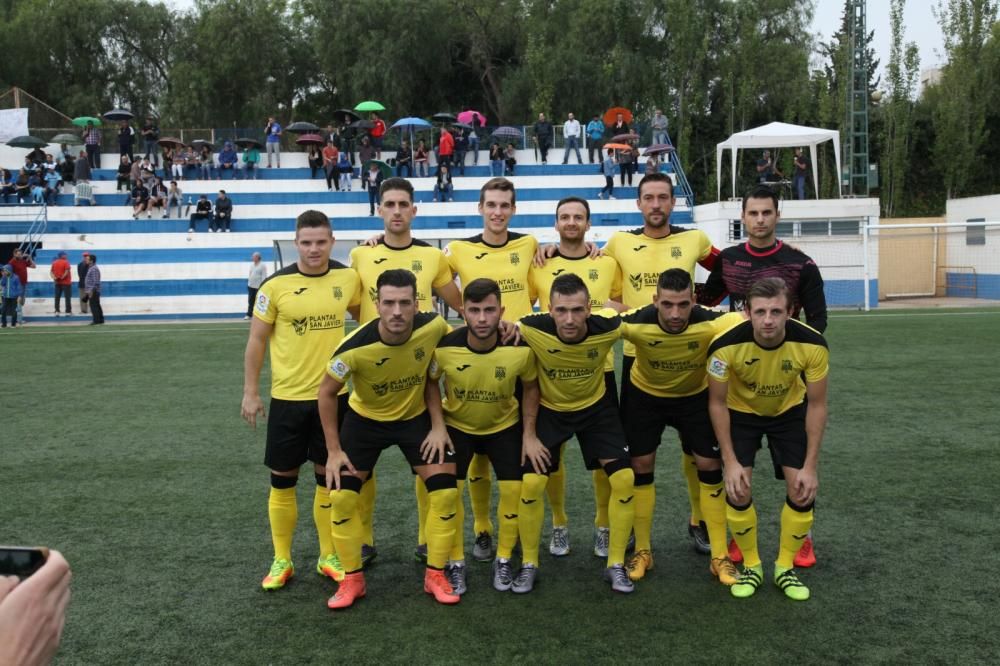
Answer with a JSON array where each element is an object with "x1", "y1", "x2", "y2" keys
[
  {"x1": 618, "y1": 269, "x2": 743, "y2": 584},
  {"x1": 706, "y1": 277, "x2": 828, "y2": 601},
  {"x1": 319, "y1": 269, "x2": 459, "y2": 608},
  {"x1": 529, "y1": 196, "x2": 622, "y2": 557},
  {"x1": 241, "y1": 210, "x2": 360, "y2": 591},
  {"x1": 349, "y1": 176, "x2": 463, "y2": 564},
  {"x1": 516, "y1": 274, "x2": 636, "y2": 593},
  {"x1": 443, "y1": 177, "x2": 538, "y2": 561},
  {"x1": 701, "y1": 184, "x2": 827, "y2": 567},
  {"x1": 604, "y1": 171, "x2": 720, "y2": 554},
  {"x1": 425, "y1": 278, "x2": 539, "y2": 594}
]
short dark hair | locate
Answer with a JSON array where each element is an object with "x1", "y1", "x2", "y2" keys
[
  {"x1": 479, "y1": 177, "x2": 516, "y2": 206},
  {"x1": 555, "y1": 196, "x2": 590, "y2": 219},
  {"x1": 295, "y1": 210, "x2": 331, "y2": 232},
  {"x1": 463, "y1": 278, "x2": 501, "y2": 304},
  {"x1": 550, "y1": 272, "x2": 589, "y2": 302},
  {"x1": 657, "y1": 268, "x2": 692, "y2": 293},
  {"x1": 742, "y1": 185, "x2": 780, "y2": 212},
  {"x1": 377, "y1": 268, "x2": 417, "y2": 299},
  {"x1": 379, "y1": 176, "x2": 413, "y2": 201},
  {"x1": 746, "y1": 277, "x2": 791, "y2": 309},
  {"x1": 88, "y1": 254, "x2": 97, "y2": 263},
  {"x1": 637, "y1": 172, "x2": 674, "y2": 198}
]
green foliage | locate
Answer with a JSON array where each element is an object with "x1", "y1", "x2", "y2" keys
[{"x1": 880, "y1": 0, "x2": 920, "y2": 218}]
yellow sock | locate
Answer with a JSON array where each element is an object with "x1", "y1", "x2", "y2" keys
[
  {"x1": 777, "y1": 500, "x2": 814, "y2": 568},
  {"x1": 726, "y1": 501, "x2": 761, "y2": 568},
  {"x1": 517, "y1": 473, "x2": 548, "y2": 566},
  {"x1": 546, "y1": 442, "x2": 569, "y2": 527},
  {"x1": 450, "y1": 479, "x2": 466, "y2": 562},
  {"x1": 467, "y1": 453, "x2": 493, "y2": 535},
  {"x1": 631, "y1": 473, "x2": 655, "y2": 552},
  {"x1": 359, "y1": 472, "x2": 376, "y2": 546},
  {"x1": 415, "y1": 475, "x2": 429, "y2": 546},
  {"x1": 592, "y1": 469, "x2": 611, "y2": 528},
  {"x1": 700, "y1": 481, "x2": 728, "y2": 560},
  {"x1": 681, "y1": 452, "x2": 702, "y2": 524},
  {"x1": 606, "y1": 467, "x2": 636, "y2": 567},
  {"x1": 313, "y1": 485, "x2": 334, "y2": 559},
  {"x1": 426, "y1": 485, "x2": 459, "y2": 569},
  {"x1": 329, "y1": 489, "x2": 362, "y2": 572},
  {"x1": 496, "y1": 480, "x2": 522, "y2": 559},
  {"x1": 268, "y1": 486, "x2": 297, "y2": 562}
]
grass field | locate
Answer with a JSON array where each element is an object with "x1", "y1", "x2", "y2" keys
[{"x1": 4, "y1": 308, "x2": 1000, "y2": 664}]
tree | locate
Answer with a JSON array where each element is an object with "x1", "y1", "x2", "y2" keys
[{"x1": 879, "y1": 0, "x2": 920, "y2": 217}]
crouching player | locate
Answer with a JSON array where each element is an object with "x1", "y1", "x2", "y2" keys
[{"x1": 707, "y1": 277, "x2": 828, "y2": 600}]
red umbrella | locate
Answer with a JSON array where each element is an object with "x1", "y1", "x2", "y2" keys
[
  {"x1": 602, "y1": 143, "x2": 632, "y2": 151},
  {"x1": 603, "y1": 107, "x2": 633, "y2": 126},
  {"x1": 295, "y1": 133, "x2": 325, "y2": 146},
  {"x1": 456, "y1": 110, "x2": 486, "y2": 127}
]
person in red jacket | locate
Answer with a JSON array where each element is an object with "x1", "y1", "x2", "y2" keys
[
  {"x1": 370, "y1": 113, "x2": 387, "y2": 159},
  {"x1": 438, "y1": 128, "x2": 455, "y2": 173},
  {"x1": 50, "y1": 251, "x2": 73, "y2": 316},
  {"x1": 8, "y1": 247, "x2": 35, "y2": 322}
]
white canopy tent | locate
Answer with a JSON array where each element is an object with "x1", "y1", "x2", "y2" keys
[{"x1": 716, "y1": 121, "x2": 841, "y2": 201}]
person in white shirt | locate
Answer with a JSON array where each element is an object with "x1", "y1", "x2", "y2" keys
[
  {"x1": 246, "y1": 252, "x2": 268, "y2": 320},
  {"x1": 562, "y1": 112, "x2": 583, "y2": 164}
]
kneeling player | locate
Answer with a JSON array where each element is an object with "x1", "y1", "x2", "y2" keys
[
  {"x1": 425, "y1": 278, "x2": 539, "y2": 594},
  {"x1": 517, "y1": 273, "x2": 636, "y2": 593},
  {"x1": 707, "y1": 277, "x2": 829, "y2": 601},
  {"x1": 619, "y1": 269, "x2": 743, "y2": 584},
  {"x1": 319, "y1": 269, "x2": 459, "y2": 608}
]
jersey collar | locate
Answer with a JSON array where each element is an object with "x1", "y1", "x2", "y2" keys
[{"x1": 744, "y1": 240, "x2": 783, "y2": 257}]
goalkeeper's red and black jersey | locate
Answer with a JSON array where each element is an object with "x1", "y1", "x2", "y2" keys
[{"x1": 700, "y1": 240, "x2": 827, "y2": 333}]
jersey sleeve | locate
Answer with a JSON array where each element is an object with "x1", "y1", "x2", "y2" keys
[
  {"x1": 519, "y1": 349, "x2": 538, "y2": 382},
  {"x1": 346, "y1": 271, "x2": 361, "y2": 308},
  {"x1": 326, "y1": 350, "x2": 353, "y2": 383},
  {"x1": 431, "y1": 249, "x2": 455, "y2": 289},
  {"x1": 706, "y1": 346, "x2": 731, "y2": 382},
  {"x1": 696, "y1": 232, "x2": 720, "y2": 270},
  {"x1": 609, "y1": 261, "x2": 623, "y2": 301},
  {"x1": 804, "y1": 344, "x2": 830, "y2": 383},
  {"x1": 713, "y1": 312, "x2": 745, "y2": 335},
  {"x1": 799, "y1": 261, "x2": 828, "y2": 333},
  {"x1": 699, "y1": 258, "x2": 728, "y2": 306},
  {"x1": 253, "y1": 280, "x2": 278, "y2": 323},
  {"x1": 617, "y1": 307, "x2": 643, "y2": 343},
  {"x1": 428, "y1": 352, "x2": 443, "y2": 381}
]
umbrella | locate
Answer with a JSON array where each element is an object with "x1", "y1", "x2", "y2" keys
[
  {"x1": 72, "y1": 116, "x2": 101, "y2": 127},
  {"x1": 235, "y1": 137, "x2": 263, "y2": 149},
  {"x1": 451, "y1": 122, "x2": 474, "y2": 131},
  {"x1": 191, "y1": 139, "x2": 214, "y2": 150},
  {"x1": 602, "y1": 142, "x2": 633, "y2": 151},
  {"x1": 295, "y1": 133, "x2": 325, "y2": 146},
  {"x1": 362, "y1": 159, "x2": 393, "y2": 179},
  {"x1": 349, "y1": 119, "x2": 375, "y2": 130},
  {"x1": 104, "y1": 109, "x2": 134, "y2": 121},
  {"x1": 286, "y1": 121, "x2": 320, "y2": 134},
  {"x1": 389, "y1": 117, "x2": 432, "y2": 130},
  {"x1": 492, "y1": 126, "x2": 523, "y2": 139},
  {"x1": 6, "y1": 136, "x2": 47, "y2": 149},
  {"x1": 643, "y1": 144, "x2": 674, "y2": 157},
  {"x1": 333, "y1": 108, "x2": 361, "y2": 123},
  {"x1": 157, "y1": 137, "x2": 184, "y2": 148},
  {"x1": 603, "y1": 106, "x2": 633, "y2": 126},
  {"x1": 432, "y1": 112, "x2": 457, "y2": 123},
  {"x1": 456, "y1": 110, "x2": 486, "y2": 127},
  {"x1": 52, "y1": 133, "x2": 84, "y2": 145},
  {"x1": 354, "y1": 100, "x2": 385, "y2": 112},
  {"x1": 611, "y1": 132, "x2": 640, "y2": 143}
]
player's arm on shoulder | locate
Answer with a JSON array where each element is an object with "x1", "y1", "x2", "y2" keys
[
  {"x1": 519, "y1": 378, "x2": 550, "y2": 474},
  {"x1": 603, "y1": 299, "x2": 628, "y2": 313},
  {"x1": 363, "y1": 232, "x2": 384, "y2": 247},
  {"x1": 420, "y1": 375, "x2": 453, "y2": 465},
  {"x1": 434, "y1": 279, "x2": 464, "y2": 318},
  {"x1": 532, "y1": 243, "x2": 556, "y2": 267},
  {"x1": 241, "y1": 316, "x2": 274, "y2": 428}
]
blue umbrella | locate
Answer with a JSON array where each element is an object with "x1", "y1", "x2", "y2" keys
[{"x1": 389, "y1": 117, "x2": 432, "y2": 130}]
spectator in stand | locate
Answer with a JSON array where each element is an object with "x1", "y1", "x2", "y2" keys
[
  {"x1": 533, "y1": 112, "x2": 554, "y2": 164},
  {"x1": 43, "y1": 153, "x2": 58, "y2": 173},
  {"x1": 323, "y1": 140, "x2": 340, "y2": 190},
  {"x1": 161, "y1": 144, "x2": 175, "y2": 178},
  {"x1": 26, "y1": 147, "x2": 45, "y2": 168},
  {"x1": 131, "y1": 180, "x2": 150, "y2": 219},
  {"x1": 395, "y1": 140, "x2": 412, "y2": 178},
  {"x1": 8, "y1": 248, "x2": 35, "y2": 321},
  {"x1": 370, "y1": 112, "x2": 386, "y2": 158},
  {"x1": 50, "y1": 251, "x2": 73, "y2": 316},
  {"x1": 77, "y1": 252, "x2": 90, "y2": 314},
  {"x1": 756, "y1": 150, "x2": 781, "y2": 183},
  {"x1": 118, "y1": 120, "x2": 135, "y2": 161},
  {"x1": 189, "y1": 194, "x2": 213, "y2": 232},
  {"x1": 793, "y1": 147, "x2": 809, "y2": 200},
  {"x1": 358, "y1": 136, "x2": 376, "y2": 168},
  {"x1": 438, "y1": 127, "x2": 454, "y2": 171},
  {"x1": 645, "y1": 153, "x2": 660, "y2": 175},
  {"x1": 454, "y1": 129, "x2": 468, "y2": 175},
  {"x1": 337, "y1": 151, "x2": 352, "y2": 191},
  {"x1": 171, "y1": 146, "x2": 188, "y2": 180},
  {"x1": 60, "y1": 152, "x2": 76, "y2": 187},
  {"x1": 619, "y1": 141, "x2": 636, "y2": 187},
  {"x1": 651, "y1": 109, "x2": 669, "y2": 145},
  {"x1": 307, "y1": 144, "x2": 323, "y2": 179},
  {"x1": 469, "y1": 112, "x2": 482, "y2": 164},
  {"x1": 148, "y1": 177, "x2": 168, "y2": 217},
  {"x1": 414, "y1": 140, "x2": 429, "y2": 178},
  {"x1": 0, "y1": 169, "x2": 13, "y2": 203},
  {"x1": 265, "y1": 116, "x2": 282, "y2": 167},
  {"x1": 1, "y1": 263, "x2": 22, "y2": 327},
  {"x1": 14, "y1": 169, "x2": 31, "y2": 203},
  {"x1": 117, "y1": 156, "x2": 132, "y2": 193},
  {"x1": 141, "y1": 117, "x2": 160, "y2": 166},
  {"x1": 242, "y1": 143, "x2": 260, "y2": 180},
  {"x1": 598, "y1": 147, "x2": 616, "y2": 200},
  {"x1": 217, "y1": 141, "x2": 239, "y2": 180},
  {"x1": 165, "y1": 180, "x2": 183, "y2": 218},
  {"x1": 609, "y1": 112, "x2": 629, "y2": 137},
  {"x1": 246, "y1": 251, "x2": 267, "y2": 320},
  {"x1": 504, "y1": 142, "x2": 517, "y2": 176},
  {"x1": 43, "y1": 167, "x2": 61, "y2": 205},
  {"x1": 489, "y1": 142, "x2": 503, "y2": 177},
  {"x1": 73, "y1": 150, "x2": 91, "y2": 183},
  {"x1": 364, "y1": 162, "x2": 384, "y2": 216},
  {"x1": 83, "y1": 253, "x2": 103, "y2": 325},
  {"x1": 199, "y1": 144, "x2": 214, "y2": 180},
  {"x1": 433, "y1": 163, "x2": 454, "y2": 202},
  {"x1": 74, "y1": 179, "x2": 95, "y2": 207},
  {"x1": 562, "y1": 112, "x2": 583, "y2": 164},
  {"x1": 29, "y1": 172, "x2": 45, "y2": 203},
  {"x1": 324, "y1": 123, "x2": 339, "y2": 147},
  {"x1": 83, "y1": 121, "x2": 102, "y2": 168},
  {"x1": 213, "y1": 190, "x2": 233, "y2": 232}
]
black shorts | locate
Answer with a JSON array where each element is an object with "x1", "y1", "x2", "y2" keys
[
  {"x1": 448, "y1": 423, "x2": 522, "y2": 481},
  {"x1": 532, "y1": 394, "x2": 628, "y2": 474},
  {"x1": 622, "y1": 387, "x2": 719, "y2": 459},
  {"x1": 729, "y1": 403, "x2": 808, "y2": 480},
  {"x1": 603, "y1": 370, "x2": 619, "y2": 409},
  {"x1": 264, "y1": 394, "x2": 348, "y2": 471},
  {"x1": 619, "y1": 355, "x2": 635, "y2": 415},
  {"x1": 340, "y1": 409, "x2": 446, "y2": 473}
]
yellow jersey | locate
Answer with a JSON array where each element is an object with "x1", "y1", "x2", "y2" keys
[
  {"x1": 445, "y1": 232, "x2": 538, "y2": 319},
  {"x1": 350, "y1": 239, "x2": 453, "y2": 323}
]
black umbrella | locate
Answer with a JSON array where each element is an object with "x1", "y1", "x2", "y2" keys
[
  {"x1": 235, "y1": 137, "x2": 263, "y2": 149},
  {"x1": 349, "y1": 119, "x2": 375, "y2": 130},
  {"x1": 104, "y1": 109, "x2": 134, "y2": 121},
  {"x1": 6, "y1": 135, "x2": 47, "y2": 149},
  {"x1": 492, "y1": 126, "x2": 523, "y2": 139},
  {"x1": 191, "y1": 139, "x2": 215, "y2": 150},
  {"x1": 333, "y1": 108, "x2": 361, "y2": 123},
  {"x1": 286, "y1": 121, "x2": 320, "y2": 134},
  {"x1": 432, "y1": 112, "x2": 457, "y2": 123},
  {"x1": 451, "y1": 122, "x2": 474, "y2": 131}
]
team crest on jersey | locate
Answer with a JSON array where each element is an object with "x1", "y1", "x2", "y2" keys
[
  {"x1": 372, "y1": 382, "x2": 389, "y2": 396},
  {"x1": 453, "y1": 386, "x2": 466, "y2": 400},
  {"x1": 414, "y1": 346, "x2": 425, "y2": 361},
  {"x1": 291, "y1": 318, "x2": 308, "y2": 336},
  {"x1": 544, "y1": 368, "x2": 557, "y2": 380},
  {"x1": 333, "y1": 286, "x2": 343, "y2": 300},
  {"x1": 671, "y1": 246, "x2": 682, "y2": 258},
  {"x1": 688, "y1": 341, "x2": 700, "y2": 350},
  {"x1": 588, "y1": 269, "x2": 599, "y2": 282},
  {"x1": 411, "y1": 259, "x2": 423, "y2": 273},
  {"x1": 587, "y1": 348, "x2": 599, "y2": 360},
  {"x1": 254, "y1": 292, "x2": 270, "y2": 316},
  {"x1": 628, "y1": 273, "x2": 643, "y2": 291},
  {"x1": 509, "y1": 252, "x2": 520, "y2": 266},
  {"x1": 368, "y1": 286, "x2": 378, "y2": 302},
  {"x1": 495, "y1": 366, "x2": 506, "y2": 380},
  {"x1": 781, "y1": 360, "x2": 794, "y2": 373}
]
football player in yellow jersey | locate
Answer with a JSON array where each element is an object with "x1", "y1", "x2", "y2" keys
[
  {"x1": 349, "y1": 177, "x2": 464, "y2": 565},
  {"x1": 424, "y1": 278, "x2": 539, "y2": 595},
  {"x1": 442, "y1": 178, "x2": 538, "y2": 562},
  {"x1": 707, "y1": 278, "x2": 829, "y2": 601},
  {"x1": 618, "y1": 268, "x2": 744, "y2": 586},
  {"x1": 604, "y1": 171, "x2": 721, "y2": 555},
  {"x1": 517, "y1": 274, "x2": 636, "y2": 594},
  {"x1": 529, "y1": 196, "x2": 623, "y2": 559},
  {"x1": 319, "y1": 269, "x2": 460, "y2": 609},
  {"x1": 241, "y1": 210, "x2": 361, "y2": 591}
]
